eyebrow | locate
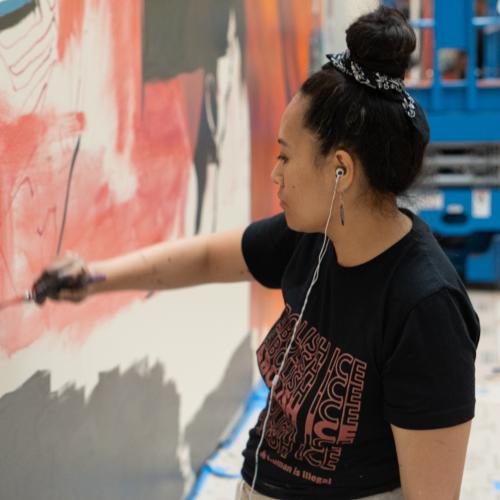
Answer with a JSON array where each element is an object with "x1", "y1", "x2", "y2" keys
[{"x1": 277, "y1": 138, "x2": 290, "y2": 148}]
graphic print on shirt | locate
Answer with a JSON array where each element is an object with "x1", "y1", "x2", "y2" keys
[{"x1": 255, "y1": 304, "x2": 367, "y2": 473}]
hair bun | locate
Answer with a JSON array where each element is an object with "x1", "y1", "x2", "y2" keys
[{"x1": 345, "y1": 6, "x2": 416, "y2": 79}]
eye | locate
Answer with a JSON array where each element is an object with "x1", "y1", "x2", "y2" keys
[{"x1": 276, "y1": 154, "x2": 288, "y2": 164}]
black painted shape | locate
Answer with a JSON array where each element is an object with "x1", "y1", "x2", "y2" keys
[
  {"x1": 142, "y1": 0, "x2": 246, "y2": 236},
  {"x1": 0, "y1": 0, "x2": 37, "y2": 31},
  {"x1": 142, "y1": 0, "x2": 245, "y2": 82},
  {"x1": 193, "y1": 73, "x2": 218, "y2": 234},
  {"x1": 185, "y1": 332, "x2": 253, "y2": 474},
  {"x1": 0, "y1": 362, "x2": 183, "y2": 500}
]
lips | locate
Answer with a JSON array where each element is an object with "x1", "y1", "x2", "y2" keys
[{"x1": 278, "y1": 197, "x2": 286, "y2": 208}]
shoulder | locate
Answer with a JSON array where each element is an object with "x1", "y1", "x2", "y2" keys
[
  {"x1": 381, "y1": 211, "x2": 480, "y2": 349},
  {"x1": 242, "y1": 211, "x2": 305, "y2": 289},
  {"x1": 242, "y1": 211, "x2": 302, "y2": 250},
  {"x1": 388, "y1": 210, "x2": 470, "y2": 313}
]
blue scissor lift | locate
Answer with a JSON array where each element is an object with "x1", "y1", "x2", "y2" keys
[{"x1": 385, "y1": 0, "x2": 500, "y2": 286}]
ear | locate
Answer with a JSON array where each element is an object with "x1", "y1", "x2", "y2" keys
[{"x1": 330, "y1": 149, "x2": 355, "y2": 190}]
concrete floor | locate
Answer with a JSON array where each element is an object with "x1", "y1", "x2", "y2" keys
[{"x1": 461, "y1": 290, "x2": 500, "y2": 500}]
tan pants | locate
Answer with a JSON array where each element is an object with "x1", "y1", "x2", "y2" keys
[{"x1": 234, "y1": 479, "x2": 404, "y2": 499}]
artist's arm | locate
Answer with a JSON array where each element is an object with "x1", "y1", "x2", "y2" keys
[
  {"x1": 391, "y1": 421, "x2": 471, "y2": 499},
  {"x1": 88, "y1": 226, "x2": 253, "y2": 295},
  {"x1": 34, "y1": 227, "x2": 253, "y2": 302}
]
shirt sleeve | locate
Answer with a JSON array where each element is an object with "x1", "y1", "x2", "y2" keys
[
  {"x1": 241, "y1": 212, "x2": 302, "y2": 289},
  {"x1": 382, "y1": 287, "x2": 480, "y2": 430}
]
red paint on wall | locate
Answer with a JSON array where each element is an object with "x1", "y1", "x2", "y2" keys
[
  {"x1": 57, "y1": 0, "x2": 85, "y2": 60},
  {"x1": 1, "y1": 0, "x2": 310, "y2": 355},
  {"x1": 0, "y1": 2, "x2": 204, "y2": 355},
  {"x1": 109, "y1": 0, "x2": 143, "y2": 154},
  {"x1": 0, "y1": 78, "x2": 199, "y2": 355},
  {"x1": 0, "y1": 112, "x2": 85, "y2": 169}
]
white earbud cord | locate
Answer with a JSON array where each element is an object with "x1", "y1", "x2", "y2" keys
[{"x1": 248, "y1": 173, "x2": 343, "y2": 499}]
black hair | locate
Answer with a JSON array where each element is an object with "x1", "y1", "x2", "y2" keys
[{"x1": 300, "y1": 6, "x2": 429, "y2": 201}]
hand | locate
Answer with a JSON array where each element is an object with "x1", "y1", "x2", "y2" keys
[{"x1": 31, "y1": 252, "x2": 93, "y2": 304}]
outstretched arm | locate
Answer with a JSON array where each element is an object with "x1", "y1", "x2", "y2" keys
[{"x1": 89, "y1": 226, "x2": 253, "y2": 295}]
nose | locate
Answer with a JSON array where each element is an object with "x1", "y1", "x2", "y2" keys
[{"x1": 270, "y1": 161, "x2": 283, "y2": 186}]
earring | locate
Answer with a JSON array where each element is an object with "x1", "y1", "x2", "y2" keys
[{"x1": 340, "y1": 191, "x2": 345, "y2": 226}]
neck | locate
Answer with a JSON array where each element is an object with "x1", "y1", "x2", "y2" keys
[{"x1": 327, "y1": 202, "x2": 412, "y2": 267}]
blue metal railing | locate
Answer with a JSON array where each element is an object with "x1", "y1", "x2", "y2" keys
[{"x1": 393, "y1": 1, "x2": 500, "y2": 142}]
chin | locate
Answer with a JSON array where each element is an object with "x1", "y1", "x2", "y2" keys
[
  {"x1": 283, "y1": 211, "x2": 312, "y2": 233},
  {"x1": 289, "y1": 217, "x2": 335, "y2": 236},
  {"x1": 282, "y1": 210, "x2": 297, "y2": 231}
]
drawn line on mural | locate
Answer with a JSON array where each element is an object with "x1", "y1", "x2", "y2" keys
[
  {"x1": 12, "y1": 45, "x2": 53, "y2": 92},
  {"x1": 36, "y1": 205, "x2": 56, "y2": 237},
  {"x1": 22, "y1": 60, "x2": 54, "y2": 111},
  {"x1": 56, "y1": 135, "x2": 81, "y2": 256},
  {"x1": 10, "y1": 35, "x2": 52, "y2": 76},
  {"x1": 0, "y1": 0, "x2": 56, "y2": 113},
  {"x1": 5, "y1": 13, "x2": 55, "y2": 74},
  {"x1": 31, "y1": 80, "x2": 47, "y2": 112}
]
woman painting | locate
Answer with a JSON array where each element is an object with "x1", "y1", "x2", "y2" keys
[{"x1": 33, "y1": 6, "x2": 480, "y2": 499}]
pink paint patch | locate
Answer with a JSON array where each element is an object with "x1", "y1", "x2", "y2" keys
[
  {"x1": 108, "y1": 0, "x2": 142, "y2": 154},
  {"x1": 131, "y1": 76, "x2": 202, "y2": 241},
  {"x1": 0, "y1": 0, "x2": 203, "y2": 356},
  {"x1": 0, "y1": 76, "x2": 200, "y2": 355},
  {"x1": 0, "y1": 112, "x2": 85, "y2": 171}
]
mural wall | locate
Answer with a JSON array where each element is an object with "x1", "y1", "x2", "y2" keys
[{"x1": 0, "y1": 0, "x2": 313, "y2": 498}]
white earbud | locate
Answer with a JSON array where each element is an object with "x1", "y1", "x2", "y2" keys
[{"x1": 336, "y1": 167, "x2": 346, "y2": 178}]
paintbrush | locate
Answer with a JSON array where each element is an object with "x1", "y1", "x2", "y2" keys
[{"x1": 0, "y1": 273, "x2": 107, "y2": 310}]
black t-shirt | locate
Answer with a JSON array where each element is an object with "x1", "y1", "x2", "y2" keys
[{"x1": 239, "y1": 207, "x2": 480, "y2": 500}]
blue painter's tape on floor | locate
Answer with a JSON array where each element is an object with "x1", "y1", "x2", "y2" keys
[
  {"x1": 222, "y1": 380, "x2": 269, "y2": 449},
  {"x1": 0, "y1": 0, "x2": 33, "y2": 17},
  {"x1": 186, "y1": 380, "x2": 269, "y2": 499}
]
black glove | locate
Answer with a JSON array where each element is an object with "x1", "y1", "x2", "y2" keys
[{"x1": 31, "y1": 253, "x2": 92, "y2": 305}]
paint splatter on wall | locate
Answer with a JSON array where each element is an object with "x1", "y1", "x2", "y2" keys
[{"x1": 0, "y1": 1, "x2": 314, "y2": 498}]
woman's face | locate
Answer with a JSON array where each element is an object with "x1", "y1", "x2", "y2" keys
[{"x1": 271, "y1": 92, "x2": 342, "y2": 234}]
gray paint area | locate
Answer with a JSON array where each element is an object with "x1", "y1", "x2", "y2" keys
[
  {"x1": 0, "y1": 334, "x2": 253, "y2": 500},
  {"x1": 185, "y1": 333, "x2": 253, "y2": 471},
  {"x1": 142, "y1": 0, "x2": 245, "y2": 81}
]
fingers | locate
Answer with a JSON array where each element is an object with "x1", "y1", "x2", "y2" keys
[{"x1": 32, "y1": 251, "x2": 91, "y2": 304}]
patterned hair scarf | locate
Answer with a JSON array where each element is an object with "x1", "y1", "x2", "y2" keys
[{"x1": 326, "y1": 51, "x2": 429, "y2": 140}]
